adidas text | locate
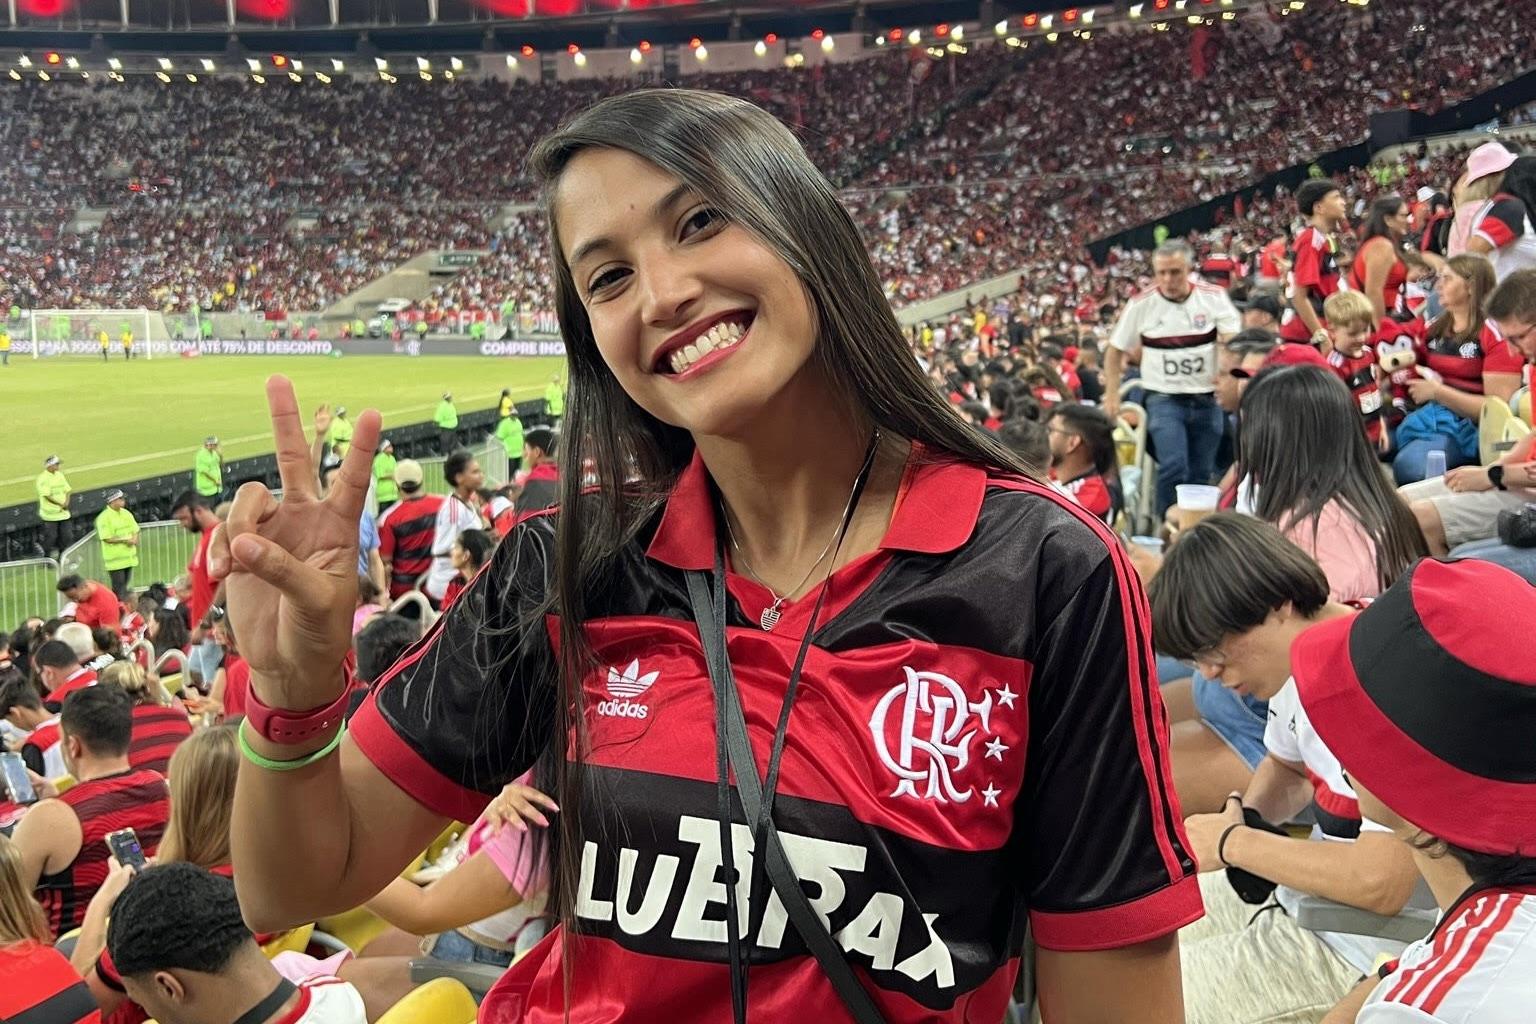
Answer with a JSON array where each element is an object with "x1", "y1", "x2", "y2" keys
[{"x1": 598, "y1": 699, "x2": 649, "y2": 719}]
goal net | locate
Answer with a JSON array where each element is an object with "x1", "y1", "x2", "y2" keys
[{"x1": 22, "y1": 308, "x2": 160, "y2": 360}]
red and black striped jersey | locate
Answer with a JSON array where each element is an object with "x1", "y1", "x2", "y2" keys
[
  {"x1": 1326, "y1": 345, "x2": 1385, "y2": 443},
  {"x1": 128, "y1": 703, "x2": 193, "y2": 777},
  {"x1": 377, "y1": 495, "x2": 446, "y2": 599},
  {"x1": 1280, "y1": 226, "x2": 1342, "y2": 342},
  {"x1": 0, "y1": 942, "x2": 101, "y2": 1024},
  {"x1": 37, "y1": 768, "x2": 169, "y2": 936},
  {"x1": 354, "y1": 448, "x2": 1201, "y2": 1024},
  {"x1": 1423, "y1": 318, "x2": 1522, "y2": 396}
]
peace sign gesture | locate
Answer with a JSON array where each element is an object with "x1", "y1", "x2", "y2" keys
[{"x1": 209, "y1": 376, "x2": 381, "y2": 711}]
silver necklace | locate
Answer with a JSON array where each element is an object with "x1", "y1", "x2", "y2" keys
[{"x1": 721, "y1": 428, "x2": 881, "y2": 632}]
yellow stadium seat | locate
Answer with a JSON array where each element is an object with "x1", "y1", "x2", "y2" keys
[
  {"x1": 1480, "y1": 397, "x2": 1530, "y2": 465},
  {"x1": 260, "y1": 923, "x2": 314, "y2": 958},
  {"x1": 314, "y1": 906, "x2": 391, "y2": 955},
  {"x1": 375, "y1": 977, "x2": 478, "y2": 1024},
  {"x1": 424, "y1": 824, "x2": 466, "y2": 866},
  {"x1": 159, "y1": 672, "x2": 184, "y2": 698},
  {"x1": 51, "y1": 775, "x2": 76, "y2": 794}
]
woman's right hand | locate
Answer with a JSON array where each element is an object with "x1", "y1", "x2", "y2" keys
[{"x1": 209, "y1": 376, "x2": 381, "y2": 710}]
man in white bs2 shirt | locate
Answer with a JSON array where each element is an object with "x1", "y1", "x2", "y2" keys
[{"x1": 1104, "y1": 240, "x2": 1242, "y2": 515}]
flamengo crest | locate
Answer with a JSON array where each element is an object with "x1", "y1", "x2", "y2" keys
[{"x1": 870, "y1": 667, "x2": 995, "y2": 803}]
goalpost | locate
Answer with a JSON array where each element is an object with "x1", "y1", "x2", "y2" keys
[{"x1": 27, "y1": 308, "x2": 157, "y2": 360}]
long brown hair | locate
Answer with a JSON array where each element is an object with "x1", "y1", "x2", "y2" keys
[
  {"x1": 1238, "y1": 366, "x2": 1427, "y2": 590},
  {"x1": 0, "y1": 834, "x2": 49, "y2": 945},
  {"x1": 1428, "y1": 254, "x2": 1496, "y2": 346},
  {"x1": 156, "y1": 725, "x2": 238, "y2": 869},
  {"x1": 524, "y1": 89, "x2": 1031, "y2": 972}
]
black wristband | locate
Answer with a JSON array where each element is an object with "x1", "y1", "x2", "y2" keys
[{"x1": 1218, "y1": 823, "x2": 1245, "y2": 867}]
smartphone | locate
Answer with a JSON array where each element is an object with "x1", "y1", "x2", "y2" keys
[
  {"x1": 105, "y1": 828, "x2": 147, "y2": 870},
  {"x1": 0, "y1": 751, "x2": 36, "y2": 806}
]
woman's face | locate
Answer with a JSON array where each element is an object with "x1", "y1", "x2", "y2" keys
[
  {"x1": 1437, "y1": 267, "x2": 1469, "y2": 309},
  {"x1": 1385, "y1": 204, "x2": 1411, "y2": 239},
  {"x1": 554, "y1": 148, "x2": 819, "y2": 437},
  {"x1": 147, "y1": 616, "x2": 160, "y2": 640},
  {"x1": 450, "y1": 540, "x2": 468, "y2": 571}
]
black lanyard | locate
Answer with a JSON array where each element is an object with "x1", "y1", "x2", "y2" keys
[
  {"x1": 231, "y1": 978, "x2": 297, "y2": 1024},
  {"x1": 688, "y1": 436, "x2": 885, "y2": 1024}
]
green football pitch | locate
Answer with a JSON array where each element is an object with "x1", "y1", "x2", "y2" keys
[{"x1": 0, "y1": 354, "x2": 566, "y2": 509}]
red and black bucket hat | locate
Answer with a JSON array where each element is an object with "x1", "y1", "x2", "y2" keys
[{"x1": 1292, "y1": 558, "x2": 1536, "y2": 856}]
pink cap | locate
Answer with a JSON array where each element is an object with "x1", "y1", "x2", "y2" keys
[{"x1": 1465, "y1": 141, "x2": 1516, "y2": 183}]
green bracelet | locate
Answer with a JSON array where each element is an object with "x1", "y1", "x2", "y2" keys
[{"x1": 238, "y1": 718, "x2": 346, "y2": 772}]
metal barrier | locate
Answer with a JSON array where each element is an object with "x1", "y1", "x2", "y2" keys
[
  {"x1": 0, "y1": 556, "x2": 62, "y2": 627},
  {"x1": 60, "y1": 521, "x2": 199, "y2": 589},
  {"x1": 417, "y1": 438, "x2": 510, "y2": 495}
]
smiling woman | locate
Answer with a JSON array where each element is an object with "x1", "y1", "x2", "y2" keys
[{"x1": 220, "y1": 89, "x2": 1200, "y2": 1024}]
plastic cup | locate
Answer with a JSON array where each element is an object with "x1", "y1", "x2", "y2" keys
[
  {"x1": 1130, "y1": 535, "x2": 1165, "y2": 556},
  {"x1": 1424, "y1": 450, "x2": 1447, "y2": 480},
  {"x1": 1175, "y1": 484, "x2": 1222, "y2": 530}
]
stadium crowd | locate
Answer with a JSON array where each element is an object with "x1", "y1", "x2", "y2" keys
[
  {"x1": 7, "y1": 3, "x2": 1536, "y2": 1022},
  {"x1": 3, "y1": 0, "x2": 1535, "y2": 321}
]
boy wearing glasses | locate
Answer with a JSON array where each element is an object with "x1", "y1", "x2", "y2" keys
[{"x1": 1147, "y1": 512, "x2": 1420, "y2": 1024}]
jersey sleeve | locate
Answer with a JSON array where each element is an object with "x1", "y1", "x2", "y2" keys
[
  {"x1": 1481, "y1": 321, "x2": 1525, "y2": 377},
  {"x1": 350, "y1": 518, "x2": 559, "y2": 824},
  {"x1": 1109, "y1": 299, "x2": 1143, "y2": 353},
  {"x1": 1476, "y1": 197, "x2": 1527, "y2": 250},
  {"x1": 1212, "y1": 291, "x2": 1242, "y2": 335},
  {"x1": 1020, "y1": 539, "x2": 1202, "y2": 951},
  {"x1": 1357, "y1": 997, "x2": 1440, "y2": 1022},
  {"x1": 376, "y1": 511, "x2": 397, "y2": 560}
]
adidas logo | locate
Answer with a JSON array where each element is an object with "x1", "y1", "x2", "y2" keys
[
  {"x1": 599, "y1": 660, "x2": 658, "y2": 719},
  {"x1": 607, "y1": 660, "x2": 659, "y2": 698}
]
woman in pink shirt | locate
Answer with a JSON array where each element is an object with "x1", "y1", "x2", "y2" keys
[
  {"x1": 363, "y1": 775, "x2": 556, "y2": 967},
  {"x1": 1238, "y1": 365, "x2": 1427, "y2": 600}
]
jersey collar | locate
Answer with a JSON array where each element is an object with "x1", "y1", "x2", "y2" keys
[{"x1": 645, "y1": 443, "x2": 988, "y2": 571}]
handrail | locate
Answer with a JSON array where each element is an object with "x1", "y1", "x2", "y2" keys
[{"x1": 387, "y1": 591, "x2": 438, "y2": 630}]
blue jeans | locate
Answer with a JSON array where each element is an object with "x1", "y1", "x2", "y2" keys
[
  {"x1": 1145, "y1": 392, "x2": 1225, "y2": 516},
  {"x1": 1191, "y1": 671, "x2": 1269, "y2": 769},
  {"x1": 425, "y1": 928, "x2": 516, "y2": 968},
  {"x1": 1392, "y1": 435, "x2": 1470, "y2": 485},
  {"x1": 1451, "y1": 538, "x2": 1536, "y2": 584}
]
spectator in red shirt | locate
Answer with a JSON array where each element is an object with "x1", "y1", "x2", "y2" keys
[
  {"x1": 1047, "y1": 404, "x2": 1120, "y2": 524},
  {"x1": 11, "y1": 686, "x2": 169, "y2": 937},
  {"x1": 440, "y1": 529, "x2": 493, "y2": 610},
  {"x1": 1321, "y1": 290, "x2": 1390, "y2": 449},
  {"x1": 36, "y1": 640, "x2": 96, "y2": 708},
  {"x1": 100, "y1": 661, "x2": 192, "y2": 778},
  {"x1": 170, "y1": 491, "x2": 221, "y2": 630},
  {"x1": 513, "y1": 427, "x2": 559, "y2": 523},
  {"x1": 0, "y1": 834, "x2": 100, "y2": 1024},
  {"x1": 1281, "y1": 178, "x2": 1349, "y2": 344},
  {"x1": 57, "y1": 576, "x2": 121, "y2": 634},
  {"x1": 375, "y1": 460, "x2": 444, "y2": 601},
  {"x1": 201, "y1": 612, "x2": 250, "y2": 724},
  {"x1": 1350, "y1": 195, "x2": 1412, "y2": 321}
]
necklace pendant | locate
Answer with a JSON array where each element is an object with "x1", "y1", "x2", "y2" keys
[{"x1": 759, "y1": 605, "x2": 782, "y2": 632}]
